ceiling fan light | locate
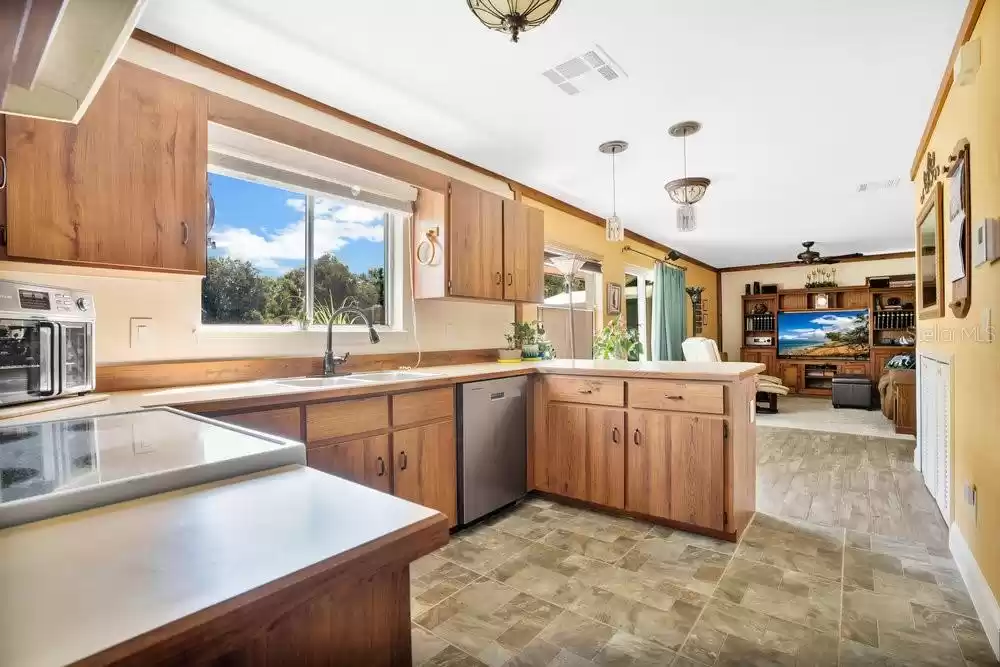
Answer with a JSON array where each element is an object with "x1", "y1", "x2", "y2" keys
[
  {"x1": 677, "y1": 205, "x2": 697, "y2": 232},
  {"x1": 467, "y1": 0, "x2": 562, "y2": 42}
]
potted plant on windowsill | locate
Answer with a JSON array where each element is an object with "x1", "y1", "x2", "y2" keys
[
  {"x1": 594, "y1": 314, "x2": 644, "y2": 361},
  {"x1": 498, "y1": 331, "x2": 522, "y2": 362}
]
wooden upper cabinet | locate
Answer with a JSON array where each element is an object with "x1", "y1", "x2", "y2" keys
[
  {"x1": 448, "y1": 180, "x2": 504, "y2": 300},
  {"x1": 502, "y1": 199, "x2": 545, "y2": 302},
  {"x1": 412, "y1": 181, "x2": 545, "y2": 304},
  {"x1": 3, "y1": 61, "x2": 208, "y2": 274}
]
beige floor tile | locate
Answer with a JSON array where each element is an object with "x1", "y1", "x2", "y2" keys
[{"x1": 409, "y1": 425, "x2": 992, "y2": 667}]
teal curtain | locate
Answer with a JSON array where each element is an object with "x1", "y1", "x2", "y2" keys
[{"x1": 652, "y1": 263, "x2": 686, "y2": 361}]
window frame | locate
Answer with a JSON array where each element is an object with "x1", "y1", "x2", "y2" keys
[{"x1": 203, "y1": 165, "x2": 400, "y2": 331}]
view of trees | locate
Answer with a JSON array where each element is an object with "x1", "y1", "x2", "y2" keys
[
  {"x1": 202, "y1": 253, "x2": 385, "y2": 325},
  {"x1": 543, "y1": 274, "x2": 585, "y2": 299},
  {"x1": 823, "y1": 311, "x2": 870, "y2": 352}
]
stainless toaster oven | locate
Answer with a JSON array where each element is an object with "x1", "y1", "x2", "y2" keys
[{"x1": 0, "y1": 281, "x2": 96, "y2": 407}]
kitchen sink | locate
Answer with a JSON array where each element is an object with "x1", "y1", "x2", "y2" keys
[
  {"x1": 352, "y1": 370, "x2": 443, "y2": 382},
  {"x1": 273, "y1": 376, "x2": 372, "y2": 389}
]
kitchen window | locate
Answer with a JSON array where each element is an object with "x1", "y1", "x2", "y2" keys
[{"x1": 202, "y1": 166, "x2": 400, "y2": 328}]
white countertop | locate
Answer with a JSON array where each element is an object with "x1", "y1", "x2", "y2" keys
[
  {"x1": 0, "y1": 408, "x2": 307, "y2": 528},
  {"x1": 0, "y1": 360, "x2": 764, "y2": 426},
  {"x1": 0, "y1": 465, "x2": 442, "y2": 667}
]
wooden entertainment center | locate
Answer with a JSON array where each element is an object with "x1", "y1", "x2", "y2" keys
[{"x1": 740, "y1": 282, "x2": 916, "y2": 397}]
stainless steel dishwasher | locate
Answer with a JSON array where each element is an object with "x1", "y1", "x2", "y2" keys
[{"x1": 457, "y1": 376, "x2": 528, "y2": 526}]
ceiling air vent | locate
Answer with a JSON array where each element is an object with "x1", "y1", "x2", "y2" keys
[
  {"x1": 856, "y1": 178, "x2": 901, "y2": 193},
  {"x1": 542, "y1": 45, "x2": 627, "y2": 96}
]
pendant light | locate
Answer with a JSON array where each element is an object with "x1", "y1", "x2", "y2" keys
[
  {"x1": 664, "y1": 121, "x2": 710, "y2": 232},
  {"x1": 598, "y1": 140, "x2": 628, "y2": 243},
  {"x1": 467, "y1": 0, "x2": 562, "y2": 43}
]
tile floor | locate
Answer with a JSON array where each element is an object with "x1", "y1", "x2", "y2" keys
[
  {"x1": 410, "y1": 426, "x2": 997, "y2": 666},
  {"x1": 756, "y1": 396, "x2": 911, "y2": 440}
]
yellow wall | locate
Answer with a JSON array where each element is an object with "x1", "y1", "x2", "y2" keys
[
  {"x1": 915, "y1": 0, "x2": 1000, "y2": 604},
  {"x1": 522, "y1": 197, "x2": 719, "y2": 343}
]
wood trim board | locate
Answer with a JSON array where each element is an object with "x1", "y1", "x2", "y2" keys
[
  {"x1": 909, "y1": 0, "x2": 987, "y2": 180},
  {"x1": 95, "y1": 348, "x2": 500, "y2": 392},
  {"x1": 130, "y1": 30, "x2": 719, "y2": 274}
]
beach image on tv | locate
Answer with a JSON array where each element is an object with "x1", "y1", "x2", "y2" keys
[{"x1": 778, "y1": 309, "x2": 870, "y2": 358}]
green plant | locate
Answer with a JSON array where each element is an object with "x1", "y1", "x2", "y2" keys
[
  {"x1": 594, "y1": 314, "x2": 644, "y2": 361},
  {"x1": 509, "y1": 320, "x2": 543, "y2": 348},
  {"x1": 504, "y1": 332, "x2": 518, "y2": 350}
]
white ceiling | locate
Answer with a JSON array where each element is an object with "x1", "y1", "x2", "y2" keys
[{"x1": 139, "y1": 0, "x2": 965, "y2": 268}]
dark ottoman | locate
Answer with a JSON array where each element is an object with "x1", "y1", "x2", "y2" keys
[{"x1": 832, "y1": 373, "x2": 874, "y2": 410}]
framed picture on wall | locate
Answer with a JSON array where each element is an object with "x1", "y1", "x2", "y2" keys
[
  {"x1": 606, "y1": 282, "x2": 622, "y2": 315},
  {"x1": 917, "y1": 181, "x2": 945, "y2": 319}
]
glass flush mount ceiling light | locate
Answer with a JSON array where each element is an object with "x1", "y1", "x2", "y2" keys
[
  {"x1": 664, "y1": 121, "x2": 710, "y2": 232},
  {"x1": 467, "y1": 0, "x2": 562, "y2": 43},
  {"x1": 598, "y1": 140, "x2": 628, "y2": 243}
]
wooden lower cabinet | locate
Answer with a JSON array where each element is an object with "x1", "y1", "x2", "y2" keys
[
  {"x1": 541, "y1": 404, "x2": 625, "y2": 509},
  {"x1": 625, "y1": 410, "x2": 672, "y2": 518},
  {"x1": 307, "y1": 435, "x2": 392, "y2": 493},
  {"x1": 543, "y1": 403, "x2": 588, "y2": 498},
  {"x1": 667, "y1": 416, "x2": 726, "y2": 531},
  {"x1": 778, "y1": 363, "x2": 801, "y2": 393},
  {"x1": 585, "y1": 408, "x2": 626, "y2": 509},
  {"x1": 393, "y1": 420, "x2": 458, "y2": 527},
  {"x1": 625, "y1": 411, "x2": 726, "y2": 531}
]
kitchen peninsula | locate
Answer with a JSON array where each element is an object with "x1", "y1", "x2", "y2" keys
[{"x1": 2, "y1": 359, "x2": 764, "y2": 541}]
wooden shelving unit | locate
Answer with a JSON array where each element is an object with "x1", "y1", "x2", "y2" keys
[{"x1": 740, "y1": 281, "x2": 916, "y2": 396}]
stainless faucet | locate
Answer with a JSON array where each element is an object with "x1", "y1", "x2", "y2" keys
[{"x1": 323, "y1": 307, "x2": 381, "y2": 376}]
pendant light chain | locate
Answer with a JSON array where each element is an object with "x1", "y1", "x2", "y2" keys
[
  {"x1": 682, "y1": 133, "x2": 688, "y2": 203},
  {"x1": 612, "y1": 150, "x2": 617, "y2": 216}
]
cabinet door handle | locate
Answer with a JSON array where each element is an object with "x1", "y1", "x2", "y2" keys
[
  {"x1": 399, "y1": 451, "x2": 408, "y2": 471},
  {"x1": 612, "y1": 427, "x2": 620, "y2": 444},
  {"x1": 665, "y1": 394, "x2": 684, "y2": 401},
  {"x1": 0, "y1": 156, "x2": 6, "y2": 191},
  {"x1": 507, "y1": 272, "x2": 513, "y2": 286},
  {"x1": 633, "y1": 429, "x2": 641, "y2": 446},
  {"x1": 181, "y1": 221, "x2": 190, "y2": 245},
  {"x1": 577, "y1": 388, "x2": 593, "y2": 394},
  {"x1": 376, "y1": 456, "x2": 386, "y2": 477}
]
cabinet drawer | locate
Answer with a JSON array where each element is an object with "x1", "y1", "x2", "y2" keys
[
  {"x1": 214, "y1": 407, "x2": 302, "y2": 441},
  {"x1": 306, "y1": 396, "x2": 389, "y2": 444},
  {"x1": 627, "y1": 380, "x2": 725, "y2": 415},
  {"x1": 842, "y1": 363, "x2": 869, "y2": 376},
  {"x1": 392, "y1": 387, "x2": 454, "y2": 427},
  {"x1": 545, "y1": 376, "x2": 625, "y2": 407}
]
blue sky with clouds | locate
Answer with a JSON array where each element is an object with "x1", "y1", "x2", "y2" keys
[{"x1": 208, "y1": 172, "x2": 385, "y2": 276}]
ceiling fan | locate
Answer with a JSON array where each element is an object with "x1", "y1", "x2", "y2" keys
[{"x1": 795, "y1": 241, "x2": 863, "y2": 265}]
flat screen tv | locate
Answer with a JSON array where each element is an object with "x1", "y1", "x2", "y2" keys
[{"x1": 777, "y1": 309, "x2": 870, "y2": 359}]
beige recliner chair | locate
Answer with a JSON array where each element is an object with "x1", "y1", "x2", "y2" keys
[{"x1": 681, "y1": 337, "x2": 789, "y2": 413}]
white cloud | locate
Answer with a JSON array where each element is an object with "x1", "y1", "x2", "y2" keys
[
  {"x1": 212, "y1": 199, "x2": 384, "y2": 269},
  {"x1": 809, "y1": 314, "x2": 856, "y2": 329}
]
